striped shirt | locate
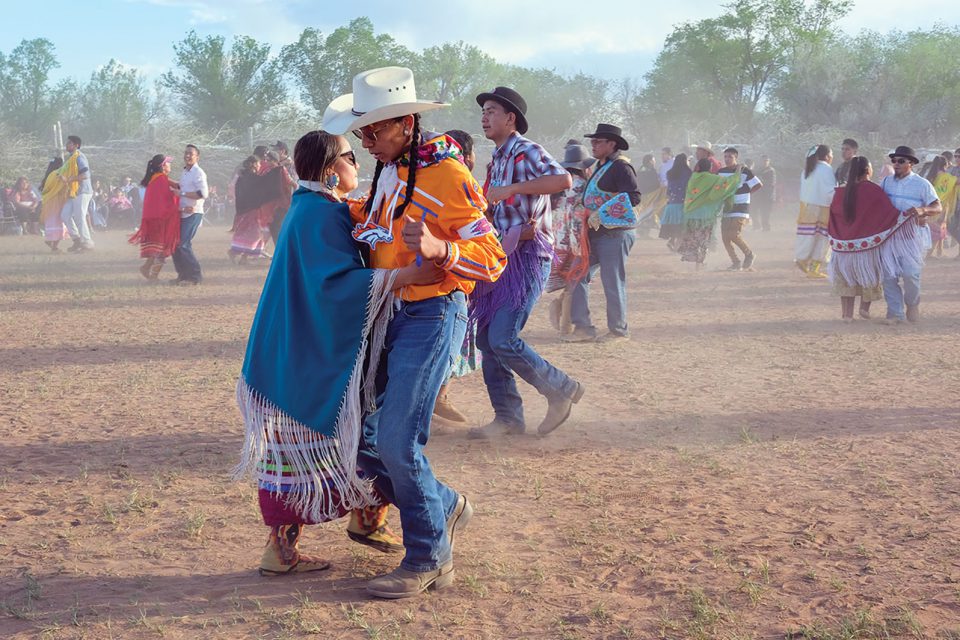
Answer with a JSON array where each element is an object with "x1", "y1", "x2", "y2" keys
[{"x1": 717, "y1": 166, "x2": 762, "y2": 218}]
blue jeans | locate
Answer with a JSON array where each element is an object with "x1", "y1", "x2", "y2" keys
[
  {"x1": 173, "y1": 214, "x2": 203, "y2": 282},
  {"x1": 571, "y1": 228, "x2": 635, "y2": 335},
  {"x1": 357, "y1": 292, "x2": 466, "y2": 572},
  {"x1": 477, "y1": 259, "x2": 577, "y2": 429},
  {"x1": 882, "y1": 256, "x2": 921, "y2": 320}
]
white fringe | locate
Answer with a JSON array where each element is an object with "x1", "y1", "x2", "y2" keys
[
  {"x1": 828, "y1": 216, "x2": 924, "y2": 289},
  {"x1": 233, "y1": 268, "x2": 398, "y2": 522}
]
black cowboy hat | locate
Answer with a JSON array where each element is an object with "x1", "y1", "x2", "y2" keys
[
  {"x1": 476, "y1": 86, "x2": 528, "y2": 135},
  {"x1": 888, "y1": 145, "x2": 919, "y2": 165},
  {"x1": 561, "y1": 144, "x2": 595, "y2": 170},
  {"x1": 584, "y1": 123, "x2": 629, "y2": 151}
]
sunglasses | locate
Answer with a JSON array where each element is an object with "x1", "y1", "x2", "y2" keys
[
  {"x1": 892, "y1": 158, "x2": 912, "y2": 165},
  {"x1": 339, "y1": 150, "x2": 357, "y2": 167},
  {"x1": 352, "y1": 120, "x2": 397, "y2": 143}
]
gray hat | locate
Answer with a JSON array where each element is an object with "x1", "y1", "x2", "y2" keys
[{"x1": 561, "y1": 144, "x2": 595, "y2": 170}]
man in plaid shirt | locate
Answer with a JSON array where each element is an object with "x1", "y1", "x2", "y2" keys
[{"x1": 468, "y1": 86, "x2": 584, "y2": 440}]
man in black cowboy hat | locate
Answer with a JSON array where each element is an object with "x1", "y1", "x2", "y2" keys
[
  {"x1": 468, "y1": 85, "x2": 584, "y2": 440},
  {"x1": 564, "y1": 123, "x2": 641, "y2": 343},
  {"x1": 878, "y1": 145, "x2": 941, "y2": 323}
]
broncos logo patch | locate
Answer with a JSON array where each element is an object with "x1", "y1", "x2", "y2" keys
[{"x1": 352, "y1": 222, "x2": 394, "y2": 248}]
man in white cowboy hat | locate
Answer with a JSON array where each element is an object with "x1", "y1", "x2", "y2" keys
[
  {"x1": 565, "y1": 123, "x2": 640, "y2": 343},
  {"x1": 879, "y1": 145, "x2": 941, "y2": 323},
  {"x1": 466, "y1": 85, "x2": 583, "y2": 441},
  {"x1": 322, "y1": 66, "x2": 506, "y2": 599},
  {"x1": 695, "y1": 142, "x2": 721, "y2": 174}
]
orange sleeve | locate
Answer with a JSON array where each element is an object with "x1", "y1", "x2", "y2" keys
[{"x1": 432, "y1": 161, "x2": 506, "y2": 283}]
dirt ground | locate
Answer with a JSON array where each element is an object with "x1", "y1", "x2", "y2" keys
[{"x1": 2, "y1": 216, "x2": 959, "y2": 640}]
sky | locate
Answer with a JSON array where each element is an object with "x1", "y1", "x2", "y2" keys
[{"x1": 1, "y1": 0, "x2": 956, "y2": 85}]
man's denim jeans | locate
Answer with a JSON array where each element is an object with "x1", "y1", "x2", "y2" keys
[
  {"x1": 173, "y1": 213, "x2": 203, "y2": 283},
  {"x1": 570, "y1": 228, "x2": 635, "y2": 335},
  {"x1": 357, "y1": 292, "x2": 466, "y2": 572},
  {"x1": 882, "y1": 255, "x2": 921, "y2": 320},
  {"x1": 477, "y1": 259, "x2": 577, "y2": 428}
]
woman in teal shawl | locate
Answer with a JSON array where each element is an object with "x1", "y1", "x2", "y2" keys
[
  {"x1": 234, "y1": 131, "x2": 443, "y2": 576},
  {"x1": 678, "y1": 158, "x2": 741, "y2": 268}
]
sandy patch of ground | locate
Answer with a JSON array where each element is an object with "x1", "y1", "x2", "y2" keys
[{"x1": 1, "y1": 220, "x2": 959, "y2": 639}]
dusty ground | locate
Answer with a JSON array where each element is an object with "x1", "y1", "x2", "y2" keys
[{"x1": 1, "y1": 216, "x2": 959, "y2": 640}]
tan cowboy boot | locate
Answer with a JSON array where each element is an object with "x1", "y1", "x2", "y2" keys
[
  {"x1": 259, "y1": 524, "x2": 331, "y2": 576},
  {"x1": 795, "y1": 259, "x2": 810, "y2": 273},
  {"x1": 148, "y1": 260, "x2": 164, "y2": 280},
  {"x1": 346, "y1": 505, "x2": 403, "y2": 553},
  {"x1": 433, "y1": 384, "x2": 468, "y2": 423},
  {"x1": 367, "y1": 562, "x2": 455, "y2": 599}
]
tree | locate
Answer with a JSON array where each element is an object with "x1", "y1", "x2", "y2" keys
[
  {"x1": 640, "y1": 0, "x2": 852, "y2": 138},
  {"x1": 411, "y1": 41, "x2": 501, "y2": 132},
  {"x1": 79, "y1": 59, "x2": 150, "y2": 141},
  {"x1": 283, "y1": 18, "x2": 417, "y2": 115},
  {"x1": 161, "y1": 31, "x2": 285, "y2": 131},
  {"x1": 0, "y1": 38, "x2": 76, "y2": 135}
]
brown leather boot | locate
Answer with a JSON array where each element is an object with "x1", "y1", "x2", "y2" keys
[{"x1": 259, "y1": 524, "x2": 331, "y2": 576}]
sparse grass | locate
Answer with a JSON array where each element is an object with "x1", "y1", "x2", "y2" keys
[{"x1": 184, "y1": 510, "x2": 207, "y2": 538}]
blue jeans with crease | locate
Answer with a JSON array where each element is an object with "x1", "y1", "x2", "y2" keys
[
  {"x1": 476, "y1": 259, "x2": 578, "y2": 429},
  {"x1": 570, "y1": 228, "x2": 635, "y2": 335},
  {"x1": 357, "y1": 292, "x2": 466, "y2": 572}
]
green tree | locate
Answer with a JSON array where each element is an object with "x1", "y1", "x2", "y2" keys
[
  {"x1": 79, "y1": 59, "x2": 150, "y2": 141},
  {"x1": 412, "y1": 41, "x2": 501, "y2": 132},
  {"x1": 283, "y1": 18, "x2": 417, "y2": 115},
  {"x1": 640, "y1": 0, "x2": 852, "y2": 138},
  {"x1": 0, "y1": 38, "x2": 76, "y2": 135},
  {"x1": 161, "y1": 31, "x2": 285, "y2": 131}
]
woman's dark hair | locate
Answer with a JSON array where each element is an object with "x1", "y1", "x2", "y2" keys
[
  {"x1": 667, "y1": 153, "x2": 691, "y2": 181},
  {"x1": 364, "y1": 113, "x2": 421, "y2": 220},
  {"x1": 804, "y1": 145, "x2": 831, "y2": 179},
  {"x1": 67, "y1": 135, "x2": 82, "y2": 147},
  {"x1": 140, "y1": 154, "x2": 167, "y2": 187},
  {"x1": 444, "y1": 129, "x2": 473, "y2": 158},
  {"x1": 922, "y1": 156, "x2": 946, "y2": 182},
  {"x1": 241, "y1": 155, "x2": 260, "y2": 174},
  {"x1": 41, "y1": 157, "x2": 63, "y2": 191},
  {"x1": 14, "y1": 176, "x2": 30, "y2": 191},
  {"x1": 694, "y1": 158, "x2": 713, "y2": 173},
  {"x1": 293, "y1": 130, "x2": 341, "y2": 182},
  {"x1": 641, "y1": 153, "x2": 655, "y2": 170},
  {"x1": 842, "y1": 156, "x2": 871, "y2": 223}
]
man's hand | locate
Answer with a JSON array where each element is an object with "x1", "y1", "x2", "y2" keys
[
  {"x1": 485, "y1": 184, "x2": 514, "y2": 204},
  {"x1": 402, "y1": 215, "x2": 448, "y2": 261},
  {"x1": 518, "y1": 222, "x2": 537, "y2": 240}
]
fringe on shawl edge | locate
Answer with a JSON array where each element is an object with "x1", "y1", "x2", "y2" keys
[
  {"x1": 232, "y1": 268, "x2": 397, "y2": 523},
  {"x1": 828, "y1": 217, "x2": 923, "y2": 289}
]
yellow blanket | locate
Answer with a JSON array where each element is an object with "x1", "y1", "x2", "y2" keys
[{"x1": 39, "y1": 152, "x2": 79, "y2": 224}]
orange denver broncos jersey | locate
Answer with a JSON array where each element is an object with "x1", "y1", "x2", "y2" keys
[{"x1": 349, "y1": 143, "x2": 506, "y2": 302}]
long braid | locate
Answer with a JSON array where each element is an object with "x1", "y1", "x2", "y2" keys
[
  {"x1": 363, "y1": 160, "x2": 385, "y2": 215},
  {"x1": 393, "y1": 113, "x2": 420, "y2": 220}
]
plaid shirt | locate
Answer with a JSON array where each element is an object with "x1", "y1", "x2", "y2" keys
[{"x1": 485, "y1": 132, "x2": 566, "y2": 243}]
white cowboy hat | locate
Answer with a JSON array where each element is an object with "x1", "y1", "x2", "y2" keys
[{"x1": 322, "y1": 67, "x2": 447, "y2": 135}]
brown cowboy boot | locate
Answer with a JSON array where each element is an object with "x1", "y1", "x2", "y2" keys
[
  {"x1": 148, "y1": 260, "x2": 164, "y2": 280},
  {"x1": 259, "y1": 524, "x2": 331, "y2": 576},
  {"x1": 346, "y1": 505, "x2": 403, "y2": 553}
]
